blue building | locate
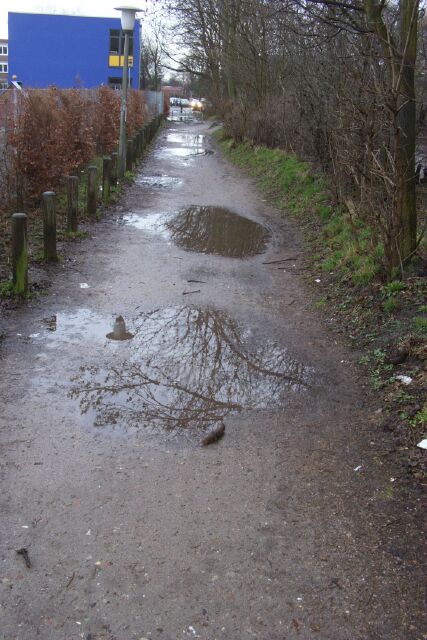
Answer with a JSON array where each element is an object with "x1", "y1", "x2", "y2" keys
[{"x1": 8, "y1": 12, "x2": 140, "y2": 89}]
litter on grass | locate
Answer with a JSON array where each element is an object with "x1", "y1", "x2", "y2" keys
[
  {"x1": 417, "y1": 438, "x2": 427, "y2": 450},
  {"x1": 396, "y1": 375, "x2": 412, "y2": 385}
]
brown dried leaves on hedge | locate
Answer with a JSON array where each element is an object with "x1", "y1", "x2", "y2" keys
[{"x1": 7, "y1": 87, "x2": 146, "y2": 201}]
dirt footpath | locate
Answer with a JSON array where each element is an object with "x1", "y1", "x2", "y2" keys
[{"x1": 0, "y1": 115, "x2": 425, "y2": 640}]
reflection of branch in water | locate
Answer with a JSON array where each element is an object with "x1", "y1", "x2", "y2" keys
[
  {"x1": 69, "y1": 306, "x2": 311, "y2": 432},
  {"x1": 165, "y1": 206, "x2": 270, "y2": 258}
]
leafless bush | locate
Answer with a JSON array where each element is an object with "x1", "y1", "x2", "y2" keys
[{"x1": 0, "y1": 87, "x2": 146, "y2": 207}]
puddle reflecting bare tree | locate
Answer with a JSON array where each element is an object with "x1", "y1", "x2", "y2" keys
[
  {"x1": 69, "y1": 307, "x2": 311, "y2": 434},
  {"x1": 166, "y1": 206, "x2": 270, "y2": 258}
]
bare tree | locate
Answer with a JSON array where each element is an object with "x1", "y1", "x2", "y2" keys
[
  {"x1": 167, "y1": 0, "x2": 425, "y2": 276},
  {"x1": 140, "y1": 18, "x2": 167, "y2": 90}
]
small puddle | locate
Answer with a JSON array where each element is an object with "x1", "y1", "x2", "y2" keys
[
  {"x1": 167, "y1": 109, "x2": 201, "y2": 123},
  {"x1": 136, "y1": 175, "x2": 182, "y2": 189},
  {"x1": 162, "y1": 147, "x2": 199, "y2": 157},
  {"x1": 155, "y1": 147, "x2": 209, "y2": 159},
  {"x1": 166, "y1": 206, "x2": 270, "y2": 258},
  {"x1": 67, "y1": 306, "x2": 312, "y2": 433},
  {"x1": 121, "y1": 213, "x2": 169, "y2": 240},
  {"x1": 43, "y1": 309, "x2": 111, "y2": 342},
  {"x1": 166, "y1": 133, "x2": 205, "y2": 146}
]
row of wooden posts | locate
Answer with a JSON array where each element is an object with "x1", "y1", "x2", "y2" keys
[{"x1": 10, "y1": 114, "x2": 164, "y2": 296}]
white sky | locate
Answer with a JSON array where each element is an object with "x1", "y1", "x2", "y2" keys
[{"x1": 0, "y1": 0, "x2": 152, "y2": 39}]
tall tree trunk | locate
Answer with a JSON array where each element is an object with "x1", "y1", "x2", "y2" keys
[
  {"x1": 395, "y1": 0, "x2": 418, "y2": 264},
  {"x1": 365, "y1": 0, "x2": 419, "y2": 270}
]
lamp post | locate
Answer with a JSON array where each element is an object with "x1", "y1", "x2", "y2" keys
[{"x1": 115, "y1": 6, "x2": 141, "y2": 179}]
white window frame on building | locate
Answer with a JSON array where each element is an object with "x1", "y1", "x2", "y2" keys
[
  {"x1": 0, "y1": 45, "x2": 8, "y2": 55},
  {"x1": 0, "y1": 63, "x2": 8, "y2": 73}
]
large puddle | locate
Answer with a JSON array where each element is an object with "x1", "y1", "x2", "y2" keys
[
  {"x1": 123, "y1": 206, "x2": 270, "y2": 258},
  {"x1": 166, "y1": 206, "x2": 269, "y2": 258},
  {"x1": 62, "y1": 306, "x2": 312, "y2": 434}
]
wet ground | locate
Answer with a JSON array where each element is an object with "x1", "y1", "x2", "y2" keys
[{"x1": 0, "y1": 111, "x2": 425, "y2": 639}]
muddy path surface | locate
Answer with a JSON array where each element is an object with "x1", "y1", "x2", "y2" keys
[{"x1": 0, "y1": 115, "x2": 424, "y2": 640}]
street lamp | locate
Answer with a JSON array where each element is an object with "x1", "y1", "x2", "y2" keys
[{"x1": 114, "y1": 6, "x2": 141, "y2": 178}]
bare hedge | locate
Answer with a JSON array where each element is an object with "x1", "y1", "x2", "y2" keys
[{"x1": 0, "y1": 86, "x2": 147, "y2": 206}]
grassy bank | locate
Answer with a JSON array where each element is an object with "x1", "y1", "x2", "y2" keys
[
  {"x1": 217, "y1": 131, "x2": 426, "y2": 478},
  {"x1": 219, "y1": 137, "x2": 385, "y2": 284}
]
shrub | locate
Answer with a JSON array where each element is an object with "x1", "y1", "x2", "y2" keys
[
  {"x1": 5, "y1": 86, "x2": 146, "y2": 203},
  {"x1": 126, "y1": 89, "x2": 146, "y2": 138},
  {"x1": 93, "y1": 86, "x2": 121, "y2": 154}
]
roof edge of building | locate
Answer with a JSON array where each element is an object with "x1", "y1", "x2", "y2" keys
[{"x1": 8, "y1": 11, "x2": 140, "y2": 22}]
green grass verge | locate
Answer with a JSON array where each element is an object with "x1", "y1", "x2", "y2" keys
[
  {"x1": 217, "y1": 134, "x2": 382, "y2": 285},
  {"x1": 217, "y1": 130, "x2": 426, "y2": 472},
  {"x1": 0, "y1": 280, "x2": 14, "y2": 299}
]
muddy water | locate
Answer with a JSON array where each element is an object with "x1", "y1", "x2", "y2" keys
[
  {"x1": 123, "y1": 206, "x2": 270, "y2": 257},
  {"x1": 157, "y1": 120, "x2": 211, "y2": 160},
  {"x1": 166, "y1": 132, "x2": 205, "y2": 146},
  {"x1": 167, "y1": 106, "x2": 201, "y2": 122},
  {"x1": 122, "y1": 212, "x2": 167, "y2": 234},
  {"x1": 166, "y1": 205, "x2": 270, "y2": 257},
  {"x1": 65, "y1": 306, "x2": 311, "y2": 433},
  {"x1": 156, "y1": 147, "x2": 206, "y2": 158},
  {"x1": 135, "y1": 174, "x2": 182, "y2": 189}
]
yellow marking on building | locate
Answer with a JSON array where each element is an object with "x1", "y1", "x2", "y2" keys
[{"x1": 109, "y1": 54, "x2": 134, "y2": 68}]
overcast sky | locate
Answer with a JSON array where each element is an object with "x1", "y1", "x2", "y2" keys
[{"x1": 0, "y1": 0, "x2": 152, "y2": 39}]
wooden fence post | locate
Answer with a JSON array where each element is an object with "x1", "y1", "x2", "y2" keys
[
  {"x1": 110, "y1": 152, "x2": 118, "y2": 187},
  {"x1": 16, "y1": 173, "x2": 24, "y2": 210},
  {"x1": 102, "y1": 156, "x2": 111, "y2": 203},
  {"x1": 42, "y1": 191, "x2": 57, "y2": 261},
  {"x1": 67, "y1": 176, "x2": 78, "y2": 232},
  {"x1": 11, "y1": 213, "x2": 28, "y2": 295},
  {"x1": 87, "y1": 165, "x2": 98, "y2": 217},
  {"x1": 126, "y1": 141, "x2": 133, "y2": 172}
]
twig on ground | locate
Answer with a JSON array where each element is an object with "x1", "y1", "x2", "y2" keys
[
  {"x1": 66, "y1": 572, "x2": 75, "y2": 588},
  {"x1": 262, "y1": 257, "x2": 300, "y2": 264},
  {"x1": 16, "y1": 547, "x2": 31, "y2": 568}
]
